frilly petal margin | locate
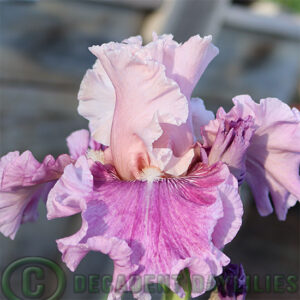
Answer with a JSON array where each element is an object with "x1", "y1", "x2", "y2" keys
[
  {"x1": 47, "y1": 156, "x2": 243, "y2": 299},
  {"x1": 203, "y1": 109, "x2": 255, "y2": 184},
  {"x1": 66, "y1": 129, "x2": 103, "y2": 161},
  {"x1": 89, "y1": 42, "x2": 189, "y2": 180},
  {"x1": 67, "y1": 129, "x2": 90, "y2": 160},
  {"x1": 0, "y1": 151, "x2": 72, "y2": 239},
  {"x1": 203, "y1": 95, "x2": 300, "y2": 220},
  {"x1": 146, "y1": 33, "x2": 219, "y2": 99},
  {"x1": 189, "y1": 98, "x2": 215, "y2": 142},
  {"x1": 78, "y1": 60, "x2": 115, "y2": 146},
  {"x1": 235, "y1": 96, "x2": 300, "y2": 220},
  {"x1": 213, "y1": 174, "x2": 243, "y2": 249},
  {"x1": 78, "y1": 34, "x2": 219, "y2": 180}
]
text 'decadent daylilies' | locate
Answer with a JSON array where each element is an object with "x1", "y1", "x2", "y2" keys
[{"x1": 46, "y1": 33, "x2": 244, "y2": 299}]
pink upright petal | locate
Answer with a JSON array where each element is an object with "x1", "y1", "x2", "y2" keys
[
  {"x1": 147, "y1": 33, "x2": 219, "y2": 99},
  {"x1": 190, "y1": 98, "x2": 215, "y2": 142},
  {"x1": 0, "y1": 151, "x2": 71, "y2": 239},
  {"x1": 78, "y1": 60, "x2": 115, "y2": 146},
  {"x1": 89, "y1": 42, "x2": 188, "y2": 180},
  {"x1": 165, "y1": 35, "x2": 218, "y2": 99},
  {"x1": 161, "y1": 148, "x2": 195, "y2": 177},
  {"x1": 47, "y1": 156, "x2": 243, "y2": 298},
  {"x1": 78, "y1": 34, "x2": 219, "y2": 180},
  {"x1": 153, "y1": 123, "x2": 193, "y2": 159}
]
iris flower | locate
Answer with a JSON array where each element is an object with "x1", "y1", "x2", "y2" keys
[{"x1": 0, "y1": 33, "x2": 299, "y2": 299}]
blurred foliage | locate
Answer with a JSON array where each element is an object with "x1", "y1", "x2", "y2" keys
[{"x1": 264, "y1": 0, "x2": 300, "y2": 13}]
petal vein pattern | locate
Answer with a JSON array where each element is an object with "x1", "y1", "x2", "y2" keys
[{"x1": 47, "y1": 156, "x2": 243, "y2": 298}]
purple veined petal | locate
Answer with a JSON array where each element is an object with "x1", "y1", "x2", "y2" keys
[
  {"x1": 0, "y1": 151, "x2": 72, "y2": 239},
  {"x1": 0, "y1": 151, "x2": 40, "y2": 190},
  {"x1": 47, "y1": 156, "x2": 243, "y2": 299},
  {"x1": 0, "y1": 127, "x2": 103, "y2": 240},
  {"x1": 0, "y1": 181, "x2": 56, "y2": 239},
  {"x1": 89, "y1": 134, "x2": 103, "y2": 151},
  {"x1": 202, "y1": 111, "x2": 255, "y2": 184}
]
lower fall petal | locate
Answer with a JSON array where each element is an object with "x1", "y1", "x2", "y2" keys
[
  {"x1": 212, "y1": 174, "x2": 243, "y2": 249},
  {"x1": 47, "y1": 156, "x2": 243, "y2": 298}
]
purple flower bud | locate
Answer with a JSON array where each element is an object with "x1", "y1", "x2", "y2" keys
[{"x1": 216, "y1": 263, "x2": 247, "y2": 300}]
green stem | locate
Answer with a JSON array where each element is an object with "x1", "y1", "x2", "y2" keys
[{"x1": 161, "y1": 269, "x2": 192, "y2": 300}]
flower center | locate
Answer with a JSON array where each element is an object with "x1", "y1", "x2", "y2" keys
[{"x1": 140, "y1": 166, "x2": 163, "y2": 182}]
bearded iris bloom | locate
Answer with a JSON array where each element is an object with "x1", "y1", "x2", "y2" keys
[{"x1": 0, "y1": 33, "x2": 299, "y2": 299}]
